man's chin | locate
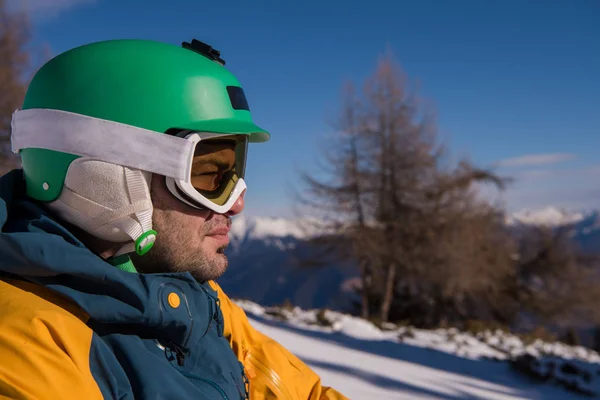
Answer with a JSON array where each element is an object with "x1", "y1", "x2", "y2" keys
[
  {"x1": 214, "y1": 252, "x2": 229, "y2": 275},
  {"x1": 193, "y1": 254, "x2": 228, "y2": 282}
]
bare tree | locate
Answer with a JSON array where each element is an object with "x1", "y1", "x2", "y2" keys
[
  {"x1": 297, "y1": 49, "x2": 512, "y2": 324},
  {"x1": 360, "y1": 52, "x2": 440, "y2": 323},
  {"x1": 296, "y1": 51, "x2": 441, "y2": 322},
  {"x1": 358, "y1": 54, "x2": 511, "y2": 323}
]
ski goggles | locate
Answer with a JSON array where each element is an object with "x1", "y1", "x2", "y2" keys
[
  {"x1": 164, "y1": 131, "x2": 249, "y2": 213},
  {"x1": 11, "y1": 109, "x2": 250, "y2": 214}
]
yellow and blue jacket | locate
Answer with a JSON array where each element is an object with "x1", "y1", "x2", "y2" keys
[{"x1": 0, "y1": 170, "x2": 348, "y2": 400}]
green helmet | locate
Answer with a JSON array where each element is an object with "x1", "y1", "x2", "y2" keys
[
  {"x1": 15, "y1": 38, "x2": 269, "y2": 202},
  {"x1": 10, "y1": 38, "x2": 269, "y2": 258}
]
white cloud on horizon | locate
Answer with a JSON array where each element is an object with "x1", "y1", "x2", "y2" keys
[
  {"x1": 494, "y1": 153, "x2": 576, "y2": 168},
  {"x1": 7, "y1": 0, "x2": 97, "y2": 21}
]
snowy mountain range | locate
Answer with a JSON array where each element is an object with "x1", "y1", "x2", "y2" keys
[
  {"x1": 506, "y1": 206, "x2": 594, "y2": 227},
  {"x1": 219, "y1": 208, "x2": 600, "y2": 312},
  {"x1": 506, "y1": 206, "x2": 600, "y2": 253}
]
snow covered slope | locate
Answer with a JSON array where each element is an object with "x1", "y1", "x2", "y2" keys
[{"x1": 238, "y1": 300, "x2": 600, "y2": 399}]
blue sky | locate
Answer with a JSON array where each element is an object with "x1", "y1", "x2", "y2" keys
[{"x1": 11, "y1": 0, "x2": 600, "y2": 217}]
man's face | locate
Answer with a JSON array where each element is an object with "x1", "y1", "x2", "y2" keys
[{"x1": 132, "y1": 140, "x2": 245, "y2": 282}]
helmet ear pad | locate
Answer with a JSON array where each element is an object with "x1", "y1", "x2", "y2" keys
[{"x1": 46, "y1": 157, "x2": 155, "y2": 254}]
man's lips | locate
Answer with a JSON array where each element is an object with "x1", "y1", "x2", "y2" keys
[{"x1": 206, "y1": 227, "x2": 230, "y2": 237}]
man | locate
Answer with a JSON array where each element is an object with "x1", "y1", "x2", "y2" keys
[{"x1": 0, "y1": 38, "x2": 347, "y2": 400}]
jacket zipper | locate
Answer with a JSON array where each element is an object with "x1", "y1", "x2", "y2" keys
[
  {"x1": 246, "y1": 352, "x2": 294, "y2": 400},
  {"x1": 200, "y1": 285, "x2": 223, "y2": 337},
  {"x1": 214, "y1": 296, "x2": 224, "y2": 337},
  {"x1": 231, "y1": 362, "x2": 250, "y2": 400},
  {"x1": 231, "y1": 371, "x2": 249, "y2": 400},
  {"x1": 241, "y1": 363, "x2": 250, "y2": 400},
  {"x1": 169, "y1": 341, "x2": 186, "y2": 366}
]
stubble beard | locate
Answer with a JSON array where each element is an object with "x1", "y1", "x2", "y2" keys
[{"x1": 132, "y1": 212, "x2": 231, "y2": 283}]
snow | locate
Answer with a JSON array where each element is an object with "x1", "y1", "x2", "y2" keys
[
  {"x1": 506, "y1": 206, "x2": 588, "y2": 227},
  {"x1": 235, "y1": 300, "x2": 600, "y2": 399}
]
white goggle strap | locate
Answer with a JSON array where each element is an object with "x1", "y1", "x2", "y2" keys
[{"x1": 11, "y1": 108, "x2": 194, "y2": 181}]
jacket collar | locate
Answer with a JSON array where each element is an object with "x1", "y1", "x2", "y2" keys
[{"x1": 0, "y1": 169, "x2": 219, "y2": 352}]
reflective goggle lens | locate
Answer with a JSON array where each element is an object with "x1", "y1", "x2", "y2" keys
[{"x1": 189, "y1": 136, "x2": 247, "y2": 206}]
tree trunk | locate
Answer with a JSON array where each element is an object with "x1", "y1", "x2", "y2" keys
[
  {"x1": 380, "y1": 262, "x2": 397, "y2": 323},
  {"x1": 358, "y1": 258, "x2": 371, "y2": 319}
]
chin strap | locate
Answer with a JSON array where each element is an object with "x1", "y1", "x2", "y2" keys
[{"x1": 113, "y1": 168, "x2": 157, "y2": 257}]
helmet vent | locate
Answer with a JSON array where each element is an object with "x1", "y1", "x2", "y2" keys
[{"x1": 181, "y1": 39, "x2": 226, "y2": 66}]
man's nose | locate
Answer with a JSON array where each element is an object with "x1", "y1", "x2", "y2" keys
[{"x1": 226, "y1": 189, "x2": 246, "y2": 216}]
